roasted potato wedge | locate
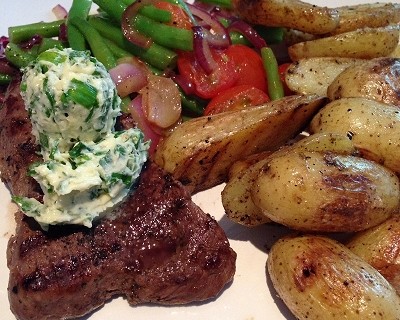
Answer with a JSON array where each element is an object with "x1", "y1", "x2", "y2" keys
[
  {"x1": 285, "y1": 57, "x2": 365, "y2": 96},
  {"x1": 154, "y1": 95, "x2": 324, "y2": 194},
  {"x1": 330, "y1": 3, "x2": 400, "y2": 35},
  {"x1": 252, "y1": 150, "x2": 400, "y2": 232},
  {"x1": 267, "y1": 235, "x2": 400, "y2": 320},
  {"x1": 310, "y1": 97, "x2": 400, "y2": 175},
  {"x1": 347, "y1": 216, "x2": 400, "y2": 295},
  {"x1": 288, "y1": 25, "x2": 400, "y2": 61},
  {"x1": 327, "y1": 57, "x2": 400, "y2": 106},
  {"x1": 227, "y1": 150, "x2": 273, "y2": 181},
  {"x1": 232, "y1": 0, "x2": 339, "y2": 35},
  {"x1": 223, "y1": 132, "x2": 357, "y2": 227}
]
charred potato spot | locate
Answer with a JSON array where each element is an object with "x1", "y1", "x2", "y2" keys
[
  {"x1": 268, "y1": 235, "x2": 400, "y2": 319},
  {"x1": 252, "y1": 150, "x2": 399, "y2": 232}
]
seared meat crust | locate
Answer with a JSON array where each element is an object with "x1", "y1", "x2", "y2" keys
[{"x1": 1, "y1": 79, "x2": 236, "y2": 320}]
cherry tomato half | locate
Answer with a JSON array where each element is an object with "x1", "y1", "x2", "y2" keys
[
  {"x1": 177, "y1": 49, "x2": 239, "y2": 99},
  {"x1": 204, "y1": 84, "x2": 270, "y2": 116},
  {"x1": 154, "y1": 1, "x2": 192, "y2": 30},
  {"x1": 225, "y1": 44, "x2": 267, "y2": 92}
]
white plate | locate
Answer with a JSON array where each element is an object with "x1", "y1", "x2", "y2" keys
[{"x1": 0, "y1": 0, "x2": 397, "y2": 319}]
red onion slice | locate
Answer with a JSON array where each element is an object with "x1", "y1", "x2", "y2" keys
[
  {"x1": 122, "y1": 0, "x2": 154, "y2": 48},
  {"x1": 192, "y1": 25, "x2": 218, "y2": 75},
  {"x1": 19, "y1": 35, "x2": 43, "y2": 49},
  {"x1": 109, "y1": 62, "x2": 148, "y2": 97},
  {"x1": 228, "y1": 18, "x2": 267, "y2": 50},
  {"x1": 188, "y1": 3, "x2": 230, "y2": 49},
  {"x1": 52, "y1": 4, "x2": 68, "y2": 20},
  {"x1": 140, "y1": 73, "x2": 182, "y2": 129},
  {"x1": 129, "y1": 95, "x2": 161, "y2": 156}
]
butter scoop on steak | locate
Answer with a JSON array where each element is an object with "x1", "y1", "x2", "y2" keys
[{"x1": 1, "y1": 79, "x2": 236, "y2": 320}]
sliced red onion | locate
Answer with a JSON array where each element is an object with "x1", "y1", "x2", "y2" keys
[
  {"x1": 228, "y1": 18, "x2": 267, "y2": 50},
  {"x1": 19, "y1": 35, "x2": 43, "y2": 49},
  {"x1": 187, "y1": 3, "x2": 230, "y2": 49},
  {"x1": 52, "y1": 4, "x2": 68, "y2": 20},
  {"x1": 59, "y1": 23, "x2": 68, "y2": 42},
  {"x1": 109, "y1": 62, "x2": 148, "y2": 97},
  {"x1": 192, "y1": 26, "x2": 218, "y2": 75},
  {"x1": 122, "y1": 0, "x2": 154, "y2": 48},
  {"x1": 140, "y1": 73, "x2": 181, "y2": 129},
  {"x1": 172, "y1": 73, "x2": 195, "y2": 96},
  {"x1": 129, "y1": 95, "x2": 161, "y2": 157},
  {"x1": 0, "y1": 36, "x2": 9, "y2": 58}
]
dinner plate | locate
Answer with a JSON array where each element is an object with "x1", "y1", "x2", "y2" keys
[{"x1": 0, "y1": 0, "x2": 397, "y2": 319}]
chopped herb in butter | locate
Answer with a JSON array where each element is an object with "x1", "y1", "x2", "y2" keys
[{"x1": 15, "y1": 48, "x2": 149, "y2": 230}]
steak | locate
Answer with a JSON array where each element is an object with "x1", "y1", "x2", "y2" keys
[{"x1": 1, "y1": 79, "x2": 236, "y2": 320}]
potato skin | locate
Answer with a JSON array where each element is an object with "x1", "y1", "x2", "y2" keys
[
  {"x1": 155, "y1": 95, "x2": 323, "y2": 194},
  {"x1": 288, "y1": 26, "x2": 399, "y2": 61},
  {"x1": 232, "y1": 0, "x2": 339, "y2": 35},
  {"x1": 347, "y1": 216, "x2": 400, "y2": 295},
  {"x1": 330, "y1": 3, "x2": 400, "y2": 35},
  {"x1": 327, "y1": 57, "x2": 400, "y2": 106},
  {"x1": 252, "y1": 151, "x2": 400, "y2": 232},
  {"x1": 223, "y1": 132, "x2": 357, "y2": 227},
  {"x1": 285, "y1": 57, "x2": 365, "y2": 96},
  {"x1": 267, "y1": 235, "x2": 400, "y2": 320},
  {"x1": 310, "y1": 97, "x2": 400, "y2": 175}
]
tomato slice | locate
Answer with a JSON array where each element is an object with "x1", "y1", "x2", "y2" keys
[
  {"x1": 204, "y1": 84, "x2": 270, "y2": 116},
  {"x1": 224, "y1": 44, "x2": 267, "y2": 92},
  {"x1": 177, "y1": 49, "x2": 239, "y2": 99},
  {"x1": 154, "y1": 1, "x2": 192, "y2": 30}
]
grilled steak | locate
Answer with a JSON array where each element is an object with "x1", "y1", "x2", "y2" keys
[{"x1": 1, "y1": 79, "x2": 236, "y2": 320}]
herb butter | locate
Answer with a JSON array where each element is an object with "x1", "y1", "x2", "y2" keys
[{"x1": 14, "y1": 48, "x2": 149, "y2": 230}]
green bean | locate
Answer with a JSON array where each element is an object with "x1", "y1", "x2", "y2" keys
[
  {"x1": 134, "y1": 14, "x2": 193, "y2": 51},
  {"x1": 120, "y1": 96, "x2": 132, "y2": 113},
  {"x1": 37, "y1": 38, "x2": 65, "y2": 53},
  {"x1": 230, "y1": 32, "x2": 251, "y2": 46},
  {"x1": 92, "y1": 0, "x2": 127, "y2": 22},
  {"x1": 69, "y1": 16, "x2": 117, "y2": 69},
  {"x1": 103, "y1": 38, "x2": 133, "y2": 59},
  {"x1": 8, "y1": 20, "x2": 65, "y2": 44},
  {"x1": 0, "y1": 73, "x2": 12, "y2": 85},
  {"x1": 261, "y1": 47, "x2": 284, "y2": 101},
  {"x1": 139, "y1": 5, "x2": 172, "y2": 23},
  {"x1": 66, "y1": 25, "x2": 86, "y2": 51},
  {"x1": 5, "y1": 43, "x2": 37, "y2": 68},
  {"x1": 4, "y1": 38, "x2": 66, "y2": 69},
  {"x1": 88, "y1": 16, "x2": 177, "y2": 70},
  {"x1": 179, "y1": 89, "x2": 207, "y2": 116},
  {"x1": 67, "y1": 0, "x2": 93, "y2": 50}
]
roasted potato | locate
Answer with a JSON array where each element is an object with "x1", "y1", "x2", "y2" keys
[
  {"x1": 310, "y1": 97, "x2": 400, "y2": 175},
  {"x1": 154, "y1": 95, "x2": 324, "y2": 194},
  {"x1": 267, "y1": 235, "x2": 400, "y2": 320},
  {"x1": 251, "y1": 150, "x2": 400, "y2": 232},
  {"x1": 232, "y1": 0, "x2": 339, "y2": 35},
  {"x1": 222, "y1": 132, "x2": 358, "y2": 227},
  {"x1": 330, "y1": 3, "x2": 400, "y2": 35},
  {"x1": 285, "y1": 57, "x2": 365, "y2": 96},
  {"x1": 327, "y1": 57, "x2": 400, "y2": 106},
  {"x1": 347, "y1": 216, "x2": 400, "y2": 295},
  {"x1": 288, "y1": 25, "x2": 400, "y2": 61}
]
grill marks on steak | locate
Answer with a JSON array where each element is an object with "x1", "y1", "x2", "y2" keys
[{"x1": 1, "y1": 79, "x2": 236, "y2": 320}]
